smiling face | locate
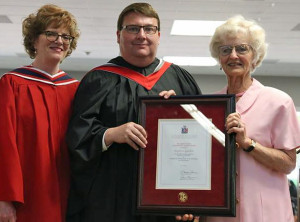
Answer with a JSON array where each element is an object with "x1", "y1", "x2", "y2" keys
[
  {"x1": 219, "y1": 32, "x2": 254, "y2": 79},
  {"x1": 34, "y1": 24, "x2": 71, "y2": 65},
  {"x1": 117, "y1": 12, "x2": 160, "y2": 67}
]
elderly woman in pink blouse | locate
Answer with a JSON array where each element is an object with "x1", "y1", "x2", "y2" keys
[{"x1": 177, "y1": 15, "x2": 300, "y2": 222}]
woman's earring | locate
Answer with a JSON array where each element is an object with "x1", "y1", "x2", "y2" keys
[{"x1": 220, "y1": 66, "x2": 222, "y2": 70}]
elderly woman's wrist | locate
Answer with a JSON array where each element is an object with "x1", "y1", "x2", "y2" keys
[
  {"x1": 242, "y1": 138, "x2": 256, "y2": 152},
  {"x1": 241, "y1": 138, "x2": 252, "y2": 150}
]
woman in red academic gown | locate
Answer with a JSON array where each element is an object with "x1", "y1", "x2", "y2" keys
[{"x1": 0, "y1": 4, "x2": 80, "y2": 222}]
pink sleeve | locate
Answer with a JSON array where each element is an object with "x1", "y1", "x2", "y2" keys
[{"x1": 271, "y1": 95, "x2": 300, "y2": 150}]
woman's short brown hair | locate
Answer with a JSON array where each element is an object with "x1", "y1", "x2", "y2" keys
[{"x1": 22, "y1": 4, "x2": 80, "y2": 59}]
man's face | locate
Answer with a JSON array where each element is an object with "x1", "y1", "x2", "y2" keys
[{"x1": 117, "y1": 12, "x2": 160, "y2": 66}]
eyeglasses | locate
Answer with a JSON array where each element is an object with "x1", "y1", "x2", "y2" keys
[
  {"x1": 43, "y1": 31, "x2": 74, "y2": 44},
  {"x1": 218, "y1": 44, "x2": 252, "y2": 56},
  {"x1": 122, "y1": 25, "x2": 158, "y2": 35}
]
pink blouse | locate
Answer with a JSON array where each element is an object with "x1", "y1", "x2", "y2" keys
[{"x1": 206, "y1": 78, "x2": 300, "y2": 222}]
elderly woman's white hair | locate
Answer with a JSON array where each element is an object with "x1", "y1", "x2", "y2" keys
[{"x1": 209, "y1": 15, "x2": 268, "y2": 72}]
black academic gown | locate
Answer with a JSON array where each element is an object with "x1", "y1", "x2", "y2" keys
[{"x1": 66, "y1": 56, "x2": 201, "y2": 222}]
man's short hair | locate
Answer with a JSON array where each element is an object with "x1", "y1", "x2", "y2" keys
[{"x1": 117, "y1": 3, "x2": 160, "y2": 31}]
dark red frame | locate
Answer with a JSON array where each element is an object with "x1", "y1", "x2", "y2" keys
[{"x1": 136, "y1": 95, "x2": 236, "y2": 216}]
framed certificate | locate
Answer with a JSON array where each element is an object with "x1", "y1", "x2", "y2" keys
[{"x1": 136, "y1": 95, "x2": 236, "y2": 216}]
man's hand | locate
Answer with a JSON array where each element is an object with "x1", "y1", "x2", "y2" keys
[
  {"x1": 103, "y1": 90, "x2": 176, "y2": 150},
  {"x1": 159, "y1": 90, "x2": 176, "y2": 99},
  {"x1": 104, "y1": 122, "x2": 147, "y2": 150},
  {"x1": 175, "y1": 214, "x2": 200, "y2": 222},
  {"x1": 0, "y1": 201, "x2": 16, "y2": 222}
]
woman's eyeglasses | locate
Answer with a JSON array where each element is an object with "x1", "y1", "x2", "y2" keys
[
  {"x1": 43, "y1": 31, "x2": 74, "y2": 44},
  {"x1": 219, "y1": 44, "x2": 252, "y2": 56}
]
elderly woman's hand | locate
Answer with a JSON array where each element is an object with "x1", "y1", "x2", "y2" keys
[
  {"x1": 226, "y1": 112, "x2": 252, "y2": 149},
  {"x1": 175, "y1": 214, "x2": 200, "y2": 222}
]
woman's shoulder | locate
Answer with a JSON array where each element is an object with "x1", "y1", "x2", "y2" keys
[
  {"x1": 261, "y1": 85, "x2": 292, "y2": 101},
  {"x1": 253, "y1": 78, "x2": 291, "y2": 101},
  {"x1": 258, "y1": 85, "x2": 295, "y2": 111},
  {"x1": 1, "y1": 68, "x2": 28, "y2": 84}
]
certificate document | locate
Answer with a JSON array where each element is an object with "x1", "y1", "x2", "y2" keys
[
  {"x1": 156, "y1": 119, "x2": 211, "y2": 190},
  {"x1": 137, "y1": 95, "x2": 236, "y2": 216}
]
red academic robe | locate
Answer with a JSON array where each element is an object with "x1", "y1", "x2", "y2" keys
[{"x1": 0, "y1": 66, "x2": 79, "y2": 222}]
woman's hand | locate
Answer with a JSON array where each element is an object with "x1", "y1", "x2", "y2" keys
[
  {"x1": 226, "y1": 112, "x2": 296, "y2": 174},
  {"x1": 0, "y1": 201, "x2": 16, "y2": 222},
  {"x1": 226, "y1": 112, "x2": 251, "y2": 149}
]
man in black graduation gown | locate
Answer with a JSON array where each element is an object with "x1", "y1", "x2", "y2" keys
[{"x1": 66, "y1": 3, "x2": 201, "y2": 222}]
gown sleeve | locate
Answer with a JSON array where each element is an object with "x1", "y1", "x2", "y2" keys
[
  {"x1": 0, "y1": 75, "x2": 24, "y2": 203},
  {"x1": 66, "y1": 70, "x2": 118, "y2": 172},
  {"x1": 66, "y1": 70, "x2": 122, "y2": 214}
]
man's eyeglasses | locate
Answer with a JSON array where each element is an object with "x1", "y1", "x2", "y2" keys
[
  {"x1": 218, "y1": 44, "x2": 252, "y2": 56},
  {"x1": 43, "y1": 31, "x2": 74, "y2": 44},
  {"x1": 122, "y1": 25, "x2": 158, "y2": 35}
]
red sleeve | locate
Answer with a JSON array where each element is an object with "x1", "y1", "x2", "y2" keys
[{"x1": 0, "y1": 75, "x2": 24, "y2": 203}]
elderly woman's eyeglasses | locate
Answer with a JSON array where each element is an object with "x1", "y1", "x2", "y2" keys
[
  {"x1": 43, "y1": 31, "x2": 74, "y2": 44},
  {"x1": 218, "y1": 44, "x2": 252, "y2": 56},
  {"x1": 122, "y1": 25, "x2": 158, "y2": 35}
]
